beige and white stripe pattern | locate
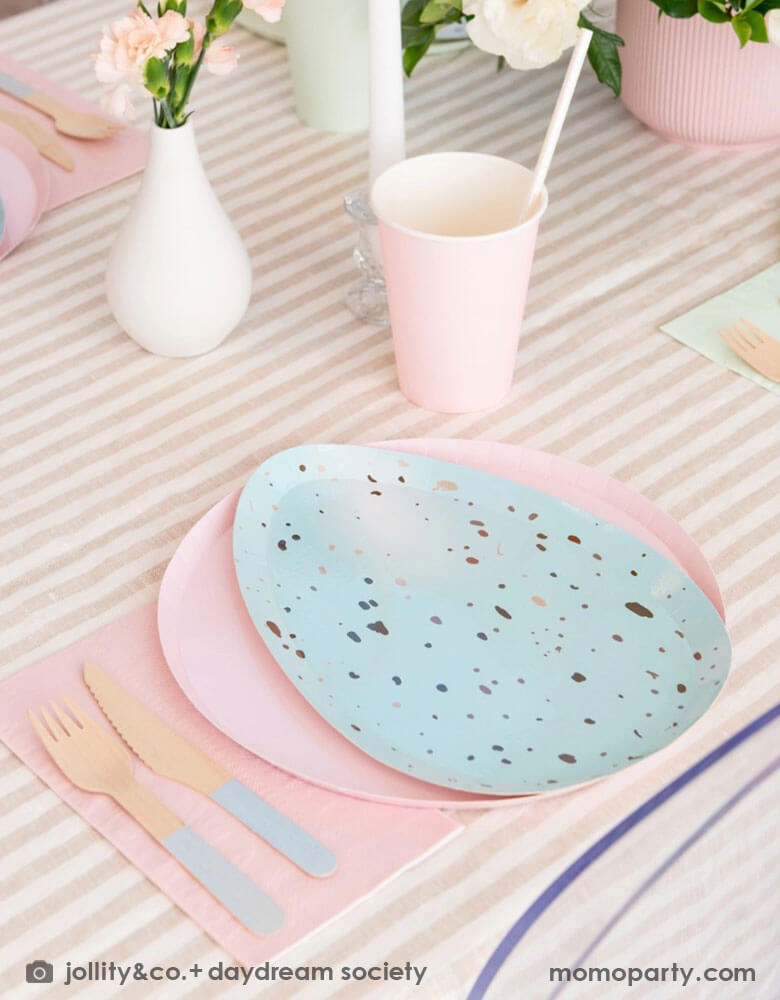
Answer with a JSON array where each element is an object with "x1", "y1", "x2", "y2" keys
[
  {"x1": 479, "y1": 717, "x2": 780, "y2": 999},
  {"x1": 1, "y1": 0, "x2": 779, "y2": 996}
]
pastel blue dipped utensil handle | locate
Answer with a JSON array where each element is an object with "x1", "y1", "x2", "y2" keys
[
  {"x1": 80, "y1": 662, "x2": 338, "y2": 880},
  {"x1": 163, "y1": 826, "x2": 285, "y2": 936},
  {"x1": 0, "y1": 70, "x2": 35, "y2": 99},
  {"x1": 211, "y1": 779, "x2": 338, "y2": 878}
]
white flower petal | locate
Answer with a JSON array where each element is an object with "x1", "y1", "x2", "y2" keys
[
  {"x1": 464, "y1": 0, "x2": 588, "y2": 70},
  {"x1": 767, "y1": 10, "x2": 780, "y2": 47}
]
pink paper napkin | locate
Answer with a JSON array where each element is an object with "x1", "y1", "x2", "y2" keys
[
  {"x1": 0, "y1": 52, "x2": 149, "y2": 210},
  {"x1": 0, "y1": 604, "x2": 461, "y2": 965}
]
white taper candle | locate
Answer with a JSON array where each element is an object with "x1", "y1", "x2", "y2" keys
[{"x1": 369, "y1": 0, "x2": 407, "y2": 185}]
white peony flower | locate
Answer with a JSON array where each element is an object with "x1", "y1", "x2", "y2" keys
[
  {"x1": 767, "y1": 10, "x2": 780, "y2": 47},
  {"x1": 464, "y1": 0, "x2": 589, "y2": 70}
]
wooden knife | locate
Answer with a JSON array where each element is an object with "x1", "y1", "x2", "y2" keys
[{"x1": 83, "y1": 662, "x2": 338, "y2": 878}]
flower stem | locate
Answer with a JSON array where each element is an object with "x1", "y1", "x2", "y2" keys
[
  {"x1": 170, "y1": 39, "x2": 207, "y2": 125},
  {"x1": 161, "y1": 99, "x2": 176, "y2": 128}
]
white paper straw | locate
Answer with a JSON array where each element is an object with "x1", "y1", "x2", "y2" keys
[
  {"x1": 368, "y1": 0, "x2": 407, "y2": 185},
  {"x1": 522, "y1": 28, "x2": 593, "y2": 220}
]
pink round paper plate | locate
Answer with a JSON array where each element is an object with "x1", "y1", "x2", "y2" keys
[
  {"x1": 158, "y1": 439, "x2": 724, "y2": 809},
  {"x1": 0, "y1": 124, "x2": 50, "y2": 262}
]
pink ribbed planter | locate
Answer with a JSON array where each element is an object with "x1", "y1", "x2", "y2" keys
[{"x1": 616, "y1": 0, "x2": 780, "y2": 148}]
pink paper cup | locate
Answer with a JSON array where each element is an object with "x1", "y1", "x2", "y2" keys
[{"x1": 372, "y1": 152, "x2": 547, "y2": 413}]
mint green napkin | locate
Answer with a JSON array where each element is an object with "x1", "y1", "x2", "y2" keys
[{"x1": 661, "y1": 263, "x2": 780, "y2": 394}]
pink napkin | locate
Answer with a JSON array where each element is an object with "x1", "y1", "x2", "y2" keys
[
  {"x1": 0, "y1": 604, "x2": 461, "y2": 965},
  {"x1": 0, "y1": 52, "x2": 148, "y2": 210}
]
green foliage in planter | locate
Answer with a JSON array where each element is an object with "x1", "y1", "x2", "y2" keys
[
  {"x1": 651, "y1": 0, "x2": 698, "y2": 15},
  {"x1": 653, "y1": 0, "x2": 780, "y2": 47},
  {"x1": 401, "y1": 0, "x2": 780, "y2": 97}
]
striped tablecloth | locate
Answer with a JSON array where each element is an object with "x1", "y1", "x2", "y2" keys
[{"x1": 1, "y1": 1, "x2": 778, "y2": 997}]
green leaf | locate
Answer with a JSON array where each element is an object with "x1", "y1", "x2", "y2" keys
[
  {"x1": 401, "y1": 0, "x2": 432, "y2": 46},
  {"x1": 419, "y1": 1, "x2": 445, "y2": 23},
  {"x1": 402, "y1": 22, "x2": 434, "y2": 46},
  {"x1": 402, "y1": 0, "x2": 427, "y2": 25},
  {"x1": 403, "y1": 36, "x2": 435, "y2": 76},
  {"x1": 578, "y1": 14, "x2": 624, "y2": 47},
  {"x1": 402, "y1": 0, "x2": 466, "y2": 75},
  {"x1": 419, "y1": 1, "x2": 459, "y2": 24},
  {"x1": 422, "y1": 4, "x2": 464, "y2": 27},
  {"x1": 649, "y1": 0, "x2": 699, "y2": 16},
  {"x1": 743, "y1": 9, "x2": 769, "y2": 40},
  {"x1": 206, "y1": 0, "x2": 242, "y2": 37},
  {"x1": 143, "y1": 57, "x2": 170, "y2": 99},
  {"x1": 171, "y1": 64, "x2": 189, "y2": 104},
  {"x1": 697, "y1": 0, "x2": 730, "y2": 20},
  {"x1": 175, "y1": 29, "x2": 197, "y2": 66},
  {"x1": 579, "y1": 14, "x2": 624, "y2": 97},
  {"x1": 732, "y1": 14, "x2": 753, "y2": 43}
]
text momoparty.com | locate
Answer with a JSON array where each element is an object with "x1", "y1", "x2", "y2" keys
[{"x1": 63, "y1": 960, "x2": 428, "y2": 987}]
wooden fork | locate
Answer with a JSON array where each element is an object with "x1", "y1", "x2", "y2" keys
[
  {"x1": 720, "y1": 319, "x2": 780, "y2": 383},
  {"x1": 29, "y1": 698, "x2": 284, "y2": 936},
  {"x1": 0, "y1": 70, "x2": 121, "y2": 141}
]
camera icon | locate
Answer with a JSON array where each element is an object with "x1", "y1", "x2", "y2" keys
[{"x1": 26, "y1": 961, "x2": 54, "y2": 984}]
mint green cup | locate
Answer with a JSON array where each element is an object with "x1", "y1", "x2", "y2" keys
[{"x1": 283, "y1": 0, "x2": 370, "y2": 134}]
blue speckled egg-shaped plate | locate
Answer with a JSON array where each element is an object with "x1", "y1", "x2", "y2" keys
[{"x1": 233, "y1": 445, "x2": 730, "y2": 795}]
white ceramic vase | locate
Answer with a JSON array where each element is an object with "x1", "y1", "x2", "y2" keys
[{"x1": 107, "y1": 122, "x2": 251, "y2": 357}]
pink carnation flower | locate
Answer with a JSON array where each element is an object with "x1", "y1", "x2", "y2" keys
[
  {"x1": 100, "y1": 81, "x2": 137, "y2": 121},
  {"x1": 95, "y1": 9, "x2": 190, "y2": 84},
  {"x1": 94, "y1": 7, "x2": 191, "y2": 119},
  {"x1": 205, "y1": 43, "x2": 239, "y2": 75},
  {"x1": 189, "y1": 18, "x2": 206, "y2": 58},
  {"x1": 243, "y1": 0, "x2": 286, "y2": 23}
]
